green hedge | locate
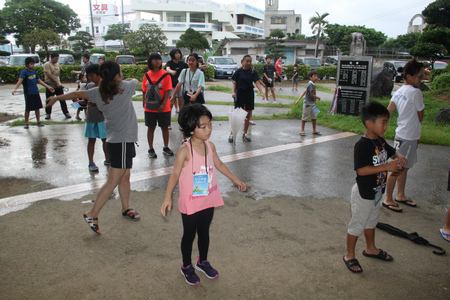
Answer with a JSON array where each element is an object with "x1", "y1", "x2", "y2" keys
[
  {"x1": 432, "y1": 72, "x2": 450, "y2": 90},
  {"x1": 253, "y1": 63, "x2": 310, "y2": 80},
  {"x1": 315, "y1": 66, "x2": 337, "y2": 80},
  {"x1": 429, "y1": 69, "x2": 448, "y2": 84}
]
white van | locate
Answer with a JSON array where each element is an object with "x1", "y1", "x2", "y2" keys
[
  {"x1": 8, "y1": 54, "x2": 41, "y2": 66},
  {"x1": 89, "y1": 53, "x2": 106, "y2": 64}
]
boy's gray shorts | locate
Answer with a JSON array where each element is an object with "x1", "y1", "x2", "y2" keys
[
  {"x1": 394, "y1": 138, "x2": 418, "y2": 169},
  {"x1": 347, "y1": 184, "x2": 382, "y2": 237}
]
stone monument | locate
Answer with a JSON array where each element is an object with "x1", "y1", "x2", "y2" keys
[{"x1": 350, "y1": 32, "x2": 365, "y2": 56}]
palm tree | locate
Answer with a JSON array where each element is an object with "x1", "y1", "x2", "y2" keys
[{"x1": 309, "y1": 12, "x2": 329, "y2": 58}]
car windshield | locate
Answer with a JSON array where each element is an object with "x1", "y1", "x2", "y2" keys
[
  {"x1": 10, "y1": 56, "x2": 39, "y2": 66},
  {"x1": 117, "y1": 57, "x2": 134, "y2": 64},
  {"x1": 394, "y1": 62, "x2": 406, "y2": 69},
  {"x1": 305, "y1": 58, "x2": 321, "y2": 67},
  {"x1": 215, "y1": 58, "x2": 235, "y2": 64}
]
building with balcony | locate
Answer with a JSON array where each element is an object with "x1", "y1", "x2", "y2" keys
[{"x1": 129, "y1": 0, "x2": 265, "y2": 47}]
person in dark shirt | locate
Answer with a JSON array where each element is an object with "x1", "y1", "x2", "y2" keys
[
  {"x1": 165, "y1": 48, "x2": 188, "y2": 114},
  {"x1": 262, "y1": 56, "x2": 276, "y2": 103}
]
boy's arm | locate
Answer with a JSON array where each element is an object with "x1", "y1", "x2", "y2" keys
[
  {"x1": 12, "y1": 78, "x2": 24, "y2": 95},
  {"x1": 357, "y1": 159, "x2": 401, "y2": 176},
  {"x1": 254, "y1": 80, "x2": 265, "y2": 100},
  {"x1": 391, "y1": 152, "x2": 408, "y2": 169},
  {"x1": 210, "y1": 142, "x2": 246, "y2": 191},
  {"x1": 417, "y1": 109, "x2": 424, "y2": 123},
  {"x1": 37, "y1": 79, "x2": 54, "y2": 93},
  {"x1": 161, "y1": 146, "x2": 189, "y2": 216},
  {"x1": 46, "y1": 91, "x2": 88, "y2": 107},
  {"x1": 295, "y1": 89, "x2": 307, "y2": 105},
  {"x1": 310, "y1": 90, "x2": 320, "y2": 101},
  {"x1": 387, "y1": 101, "x2": 396, "y2": 116}
]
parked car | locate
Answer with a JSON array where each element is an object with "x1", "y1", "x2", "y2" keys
[
  {"x1": 115, "y1": 55, "x2": 136, "y2": 65},
  {"x1": 89, "y1": 53, "x2": 106, "y2": 64},
  {"x1": 425, "y1": 60, "x2": 448, "y2": 70},
  {"x1": 206, "y1": 56, "x2": 238, "y2": 79},
  {"x1": 324, "y1": 56, "x2": 338, "y2": 66},
  {"x1": 383, "y1": 61, "x2": 407, "y2": 82},
  {"x1": 296, "y1": 57, "x2": 322, "y2": 71},
  {"x1": 58, "y1": 54, "x2": 76, "y2": 65},
  {"x1": 183, "y1": 54, "x2": 204, "y2": 65},
  {"x1": 7, "y1": 53, "x2": 41, "y2": 66}
]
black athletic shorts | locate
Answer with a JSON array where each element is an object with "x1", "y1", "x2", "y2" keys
[{"x1": 106, "y1": 142, "x2": 136, "y2": 169}]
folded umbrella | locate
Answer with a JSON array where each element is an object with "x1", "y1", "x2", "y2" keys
[
  {"x1": 376, "y1": 222, "x2": 446, "y2": 255},
  {"x1": 228, "y1": 107, "x2": 248, "y2": 145}
]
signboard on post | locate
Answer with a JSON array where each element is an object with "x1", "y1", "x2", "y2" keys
[{"x1": 335, "y1": 56, "x2": 373, "y2": 116}]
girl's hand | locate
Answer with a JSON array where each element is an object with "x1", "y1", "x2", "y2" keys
[
  {"x1": 46, "y1": 96, "x2": 56, "y2": 107},
  {"x1": 161, "y1": 198, "x2": 172, "y2": 217},
  {"x1": 232, "y1": 93, "x2": 236, "y2": 99},
  {"x1": 12, "y1": 90, "x2": 16, "y2": 95},
  {"x1": 233, "y1": 179, "x2": 246, "y2": 192},
  {"x1": 49, "y1": 87, "x2": 55, "y2": 93},
  {"x1": 190, "y1": 94, "x2": 197, "y2": 102}
]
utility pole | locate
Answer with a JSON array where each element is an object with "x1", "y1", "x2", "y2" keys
[
  {"x1": 89, "y1": 0, "x2": 95, "y2": 43},
  {"x1": 122, "y1": 0, "x2": 124, "y2": 24}
]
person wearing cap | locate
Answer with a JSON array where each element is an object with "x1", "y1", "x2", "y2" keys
[{"x1": 46, "y1": 61, "x2": 141, "y2": 234}]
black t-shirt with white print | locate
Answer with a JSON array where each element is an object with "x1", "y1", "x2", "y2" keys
[{"x1": 354, "y1": 136, "x2": 396, "y2": 200}]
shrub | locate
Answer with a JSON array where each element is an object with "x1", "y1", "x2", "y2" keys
[
  {"x1": 253, "y1": 63, "x2": 310, "y2": 80},
  {"x1": 432, "y1": 72, "x2": 450, "y2": 90},
  {"x1": 0, "y1": 65, "x2": 82, "y2": 83},
  {"x1": 204, "y1": 65, "x2": 214, "y2": 81},
  {"x1": 315, "y1": 66, "x2": 337, "y2": 80},
  {"x1": 89, "y1": 48, "x2": 106, "y2": 54},
  {"x1": 429, "y1": 68, "x2": 448, "y2": 83}
]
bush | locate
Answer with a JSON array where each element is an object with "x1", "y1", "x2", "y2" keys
[
  {"x1": 315, "y1": 66, "x2": 337, "y2": 80},
  {"x1": 253, "y1": 63, "x2": 310, "y2": 80},
  {"x1": 105, "y1": 51, "x2": 119, "y2": 61},
  {"x1": 0, "y1": 65, "x2": 82, "y2": 83},
  {"x1": 432, "y1": 72, "x2": 450, "y2": 90},
  {"x1": 89, "y1": 48, "x2": 106, "y2": 54},
  {"x1": 0, "y1": 50, "x2": 11, "y2": 56},
  {"x1": 429, "y1": 69, "x2": 448, "y2": 83},
  {"x1": 204, "y1": 65, "x2": 214, "y2": 81}
]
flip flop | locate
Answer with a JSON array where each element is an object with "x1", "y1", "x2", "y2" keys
[
  {"x1": 300, "y1": 132, "x2": 306, "y2": 136},
  {"x1": 312, "y1": 132, "x2": 322, "y2": 135},
  {"x1": 362, "y1": 249, "x2": 393, "y2": 261},
  {"x1": 83, "y1": 213, "x2": 100, "y2": 235},
  {"x1": 440, "y1": 229, "x2": 450, "y2": 242},
  {"x1": 395, "y1": 198, "x2": 417, "y2": 207},
  {"x1": 382, "y1": 202, "x2": 403, "y2": 212},
  {"x1": 343, "y1": 256, "x2": 363, "y2": 273},
  {"x1": 122, "y1": 208, "x2": 140, "y2": 221}
]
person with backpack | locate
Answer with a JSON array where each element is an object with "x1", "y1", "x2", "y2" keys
[{"x1": 142, "y1": 52, "x2": 174, "y2": 158}]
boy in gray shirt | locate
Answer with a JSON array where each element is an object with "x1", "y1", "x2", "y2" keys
[{"x1": 295, "y1": 70, "x2": 321, "y2": 136}]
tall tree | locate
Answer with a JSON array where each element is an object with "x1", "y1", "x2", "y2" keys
[
  {"x1": 103, "y1": 23, "x2": 130, "y2": 48},
  {"x1": 22, "y1": 29, "x2": 61, "y2": 58},
  {"x1": 422, "y1": 0, "x2": 450, "y2": 28},
  {"x1": 382, "y1": 32, "x2": 420, "y2": 49},
  {"x1": 0, "y1": 0, "x2": 80, "y2": 47},
  {"x1": 125, "y1": 24, "x2": 167, "y2": 56},
  {"x1": 176, "y1": 28, "x2": 209, "y2": 54},
  {"x1": 265, "y1": 29, "x2": 286, "y2": 59},
  {"x1": 309, "y1": 12, "x2": 329, "y2": 58},
  {"x1": 68, "y1": 31, "x2": 94, "y2": 52}
]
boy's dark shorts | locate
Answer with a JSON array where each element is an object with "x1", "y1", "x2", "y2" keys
[
  {"x1": 106, "y1": 142, "x2": 136, "y2": 169},
  {"x1": 275, "y1": 75, "x2": 282, "y2": 83},
  {"x1": 263, "y1": 78, "x2": 273, "y2": 88},
  {"x1": 145, "y1": 111, "x2": 171, "y2": 127},
  {"x1": 24, "y1": 93, "x2": 43, "y2": 111}
]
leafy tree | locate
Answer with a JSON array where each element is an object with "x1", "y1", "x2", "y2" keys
[
  {"x1": 265, "y1": 29, "x2": 286, "y2": 58},
  {"x1": 325, "y1": 23, "x2": 387, "y2": 51},
  {"x1": 265, "y1": 29, "x2": 286, "y2": 59},
  {"x1": 125, "y1": 24, "x2": 167, "y2": 56},
  {"x1": 422, "y1": 0, "x2": 450, "y2": 28},
  {"x1": 382, "y1": 32, "x2": 420, "y2": 49},
  {"x1": 103, "y1": 23, "x2": 130, "y2": 48},
  {"x1": 0, "y1": 0, "x2": 80, "y2": 47},
  {"x1": 420, "y1": 26, "x2": 450, "y2": 53},
  {"x1": 176, "y1": 28, "x2": 209, "y2": 54},
  {"x1": 68, "y1": 31, "x2": 94, "y2": 52},
  {"x1": 309, "y1": 12, "x2": 329, "y2": 58},
  {"x1": 22, "y1": 29, "x2": 61, "y2": 59},
  {"x1": 410, "y1": 42, "x2": 447, "y2": 67}
]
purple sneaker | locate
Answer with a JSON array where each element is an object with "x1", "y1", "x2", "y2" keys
[
  {"x1": 181, "y1": 264, "x2": 200, "y2": 285},
  {"x1": 195, "y1": 259, "x2": 219, "y2": 279}
]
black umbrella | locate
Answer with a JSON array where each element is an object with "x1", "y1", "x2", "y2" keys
[{"x1": 376, "y1": 222, "x2": 446, "y2": 255}]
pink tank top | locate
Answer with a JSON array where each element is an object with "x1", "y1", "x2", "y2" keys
[{"x1": 178, "y1": 141, "x2": 224, "y2": 215}]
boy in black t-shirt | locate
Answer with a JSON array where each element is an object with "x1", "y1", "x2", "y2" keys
[
  {"x1": 343, "y1": 102, "x2": 407, "y2": 273},
  {"x1": 165, "y1": 48, "x2": 188, "y2": 114},
  {"x1": 262, "y1": 56, "x2": 276, "y2": 104}
]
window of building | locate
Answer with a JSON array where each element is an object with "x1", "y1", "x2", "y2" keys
[
  {"x1": 190, "y1": 13, "x2": 205, "y2": 23},
  {"x1": 271, "y1": 17, "x2": 286, "y2": 24},
  {"x1": 306, "y1": 49, "x2": 320, "y2": 55},
  {"x1": 296, "y1": 17, "x2": 300, "y2": 23},
  {"x1": 167, "y1": 12, "x2": 185, "y2": 22},
  {"x1": 86, "y1": 27, "x2": 90, "y2": 32},
  {"x1": 95, "y1": 26, "x2": 99, "y2": 34}
]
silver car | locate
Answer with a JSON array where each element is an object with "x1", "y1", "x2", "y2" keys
[{"x1": 206, "y1": 56, "x2": 238, "y2": 79}]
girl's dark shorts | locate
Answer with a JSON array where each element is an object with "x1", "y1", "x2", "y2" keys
[
  {"x1": 234, "y1": 88, "x2": 254, "y2": 111},
  {"x1": 106, "y1": 142, "x2": 136, "y2": 169},
  {"x1": 24, "y1": 93, "x2": 43, "y2": 111}
]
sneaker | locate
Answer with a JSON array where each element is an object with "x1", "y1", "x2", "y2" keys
[
  {"x1": 279, "y1": 88, "x2": 283, "y2": 91},
  {"x1": 266, "y1": 100, "x2": 269, "y2": 104},
  {"x1": 242, "y1": 134, "x2": 251, "y2": 142},
  {"x1": 273, "y1": 101, "x2": 277, "y2": 104},
  {"x1": 195, "y1": 259, "x2": 219, "y2": 279},
  {"x1": 249, "y1": 120, "x2": 256, "y2": 125},
  {"x1": 181, "y1": 264, "x2": 200, "y2": 285},
  {"x1": 228, "y1": 134, "x2": 234, "y2": 143},
  {"x1": 292, "y1": 88, "x2": 294, "y2": 91},
  {"x1": 37, "y1": 122, "x2": 44, "y2": 127},
  {"x1": 88, "y1": 162, "x2": 99, "y2": 172},
  {"x1": 45, "y1": 114, "x2": 51, "y2": 120},
  {"x1": 65, "y1": 113, "x2": 72, "y2": 119},
  {"x1": 148, "y1": 148, "x2": 157, "y2": 158},
  {"x1": 295, "y1": 88, "x2": 298, "y2": 91},
  {"x1": 76, "y1": 116, "x2": 82, "y2": 121},
  {"x1": 103, "y1": 160, "x2": 111, "y2": 166},
  {"x1": 24, "y1": 124, "x2": 29, "y2": 129},
  {"x1": 163, "y1": 146, "x2": 174, "y2": 156}
]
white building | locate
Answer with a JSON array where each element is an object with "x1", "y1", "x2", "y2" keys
[
  {"x1": 264, "y1": 0, "x2": 302, "y2": 37},
  {"x1": 129, "y1": 0, "x2": 265, "y2": 47}
]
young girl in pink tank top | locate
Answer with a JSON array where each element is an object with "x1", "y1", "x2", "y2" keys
[{"x1": 161, "y1": 104, "x2": 246, "y2": 286}]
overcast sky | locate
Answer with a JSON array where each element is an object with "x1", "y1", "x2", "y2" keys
[{"x1": 0, "y1": 0, "x2": 436, "y2": 39}]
